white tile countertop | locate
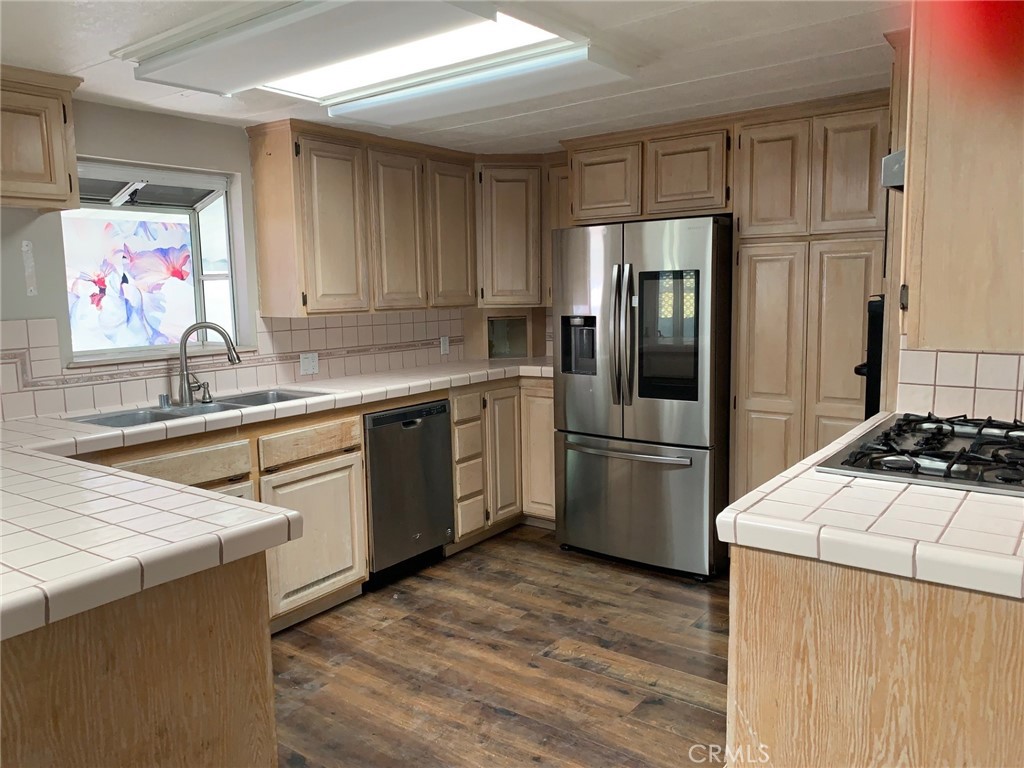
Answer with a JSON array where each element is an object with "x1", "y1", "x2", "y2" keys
[
  {"x1": 0, "y1": 358, "x2": 551, "y2": 640},
  {"x1": 717, "y1": 412, "x2": 1024, "y2": 599}
]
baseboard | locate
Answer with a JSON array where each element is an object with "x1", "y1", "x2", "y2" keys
[
  {"x1": 444, "y1": 513, "x2": 523, "y2": 556},
  {"x1": 523, "y1": 515, "x2": 555, "y2": 530}
]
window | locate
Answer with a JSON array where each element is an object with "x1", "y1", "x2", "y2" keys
[{"x1": 61, "y1": 162, "x2": 236, "y2": 359}]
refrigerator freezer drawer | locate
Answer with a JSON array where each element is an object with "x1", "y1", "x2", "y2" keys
[{"x1": 555, "y1": 432, "x2": 714, "y2": 574}]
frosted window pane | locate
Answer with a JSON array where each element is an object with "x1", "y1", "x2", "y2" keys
[
  {"x1": 198, "y1": 196, "x2": 230, "y2": 274},
  {"x1": 203, "y1": 280, "x2": 235, "y2": 341},
  {"x1": 62, "y1": 208, "x2": 196, "y2": 353}
]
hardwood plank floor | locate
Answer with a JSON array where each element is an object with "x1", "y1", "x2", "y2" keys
[{"x1": 273, "y1": 526, "x2": 729, "y2": 767}]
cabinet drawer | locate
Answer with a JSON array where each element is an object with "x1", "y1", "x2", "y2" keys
[
  {"x1": 456, "y1": 495, "x2": 486, "y2": 539},
  {"x1": 452, "y1": 392, "x2": 481, "y2": 423},
  {"x1": 453, "y1": 421, "x2": 482, "y2": 462},
  {"x1": 114, "y1": 440, "x2": 250, "y2": 486},
  {"x1": 259, "y1": 416, "x2": 361, "y2": 470},
  {"x1": 455, "y1": 457, "x2": 484, "y2": 500}
]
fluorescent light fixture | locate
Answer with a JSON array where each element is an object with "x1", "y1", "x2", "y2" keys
[{"x1": 263, "y1": 13, "x2": 563, "y2": 102}]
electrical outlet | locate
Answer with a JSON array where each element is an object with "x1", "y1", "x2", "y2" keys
[
  {"x1": 440, "y1": 335, "x2": 450, "y2": 355},
  {"x1": 299, "y1": 352, "x2": 319, "y2": 376}
]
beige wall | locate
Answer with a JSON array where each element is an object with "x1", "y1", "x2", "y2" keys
[{"x1": 0, "y1": 100, "x2": 258, "y2": 350}]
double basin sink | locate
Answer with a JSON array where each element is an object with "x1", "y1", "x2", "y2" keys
[{"x1": 71, "y1": 390, "x2": 328, "y2": 429}]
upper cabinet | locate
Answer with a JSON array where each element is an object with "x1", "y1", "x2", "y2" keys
[
  {"x1": 425, "y1": 160, "x2": 476, "y2": 307},
  {"x1": 644, "y1": 130, "x2": 728, "y2": 214},
  {"x1": 478, "y1": 165, "x2": 542, "y2": 306},
  {"x1": 247, "y1": 120, "x2": 477, "y2": 316},
  {"x1": 0, "y1": 66, "x2": 81, "y2": 210},
  {"x1": 810, "y1": 109, "x2": 888, "y2": 233},
  {"x1": 735, "y1": 120, "x2": 811, "y2": 237},
  {"x1": 569, "y1": 143, "x2": 641, "y2": 221},
  {"x1": 368, "y1": 149, "x2": 427, "y2": 309},
  {"x1": 542, "y1": 163, "x2": 570, "y2": 307}
]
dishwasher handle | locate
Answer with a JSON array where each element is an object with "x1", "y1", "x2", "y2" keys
[{"x1": 402, "y1": 418, "x2": 423, "y2": 429}]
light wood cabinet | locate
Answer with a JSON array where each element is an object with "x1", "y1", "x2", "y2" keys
[
  {"x1": 262, "y1": 453, "x2": 367, "y2": 618},
  {"x1": 810, "y1": 109, "x2": 889, "y2": 233},
  {"x1": 113, "y1": 440, "x2": 250, "y2": 487},
  {"x1": 542, "y1": 163, "x2": 570, "y2": 307},
  {"x1": 803, "y1": 238, "x2": 884, "y2": 453},
  {"x1": 485, "y1": 386, "x2": 522, "y2": 522},
  {"x1": 0, "y1": 66, "x2": 81, "y2": 210},
  {"x1": 644, "y1": 131, "x2": 728, "y2": 214},
  {"x1": 520, "y1": 385, "x2": 554, "y2": 520},
  {"x1": 733, "y1": 242, "x2": 808, "y2": 497},
  {"x1": 570, "y1": 143, "x2": 642, "y2": 221},
  {"x1": 478, "y1": 165, "x2": 542, "y2": 306},
  {"x1": 426, "y1": 159, "x2": 476, "y2": 307},
  {"x1": 451, "y1": 390, "x2": 486, "y2": 539},
  {"x1": 735, "y1": 120, "x2": 811, "y2": 236},
  {"x1": 368, "y1": 149, "x2": 427, "y2": 309},
  {"x1": 901, "y1": 4, "x2": 1023, "y2": 352}
]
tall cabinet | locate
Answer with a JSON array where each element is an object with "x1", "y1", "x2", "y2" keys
[
  {"x1": 477, "y1": 165, "x2": 542, "y2": 306},
  {"x1": 732, "y1": 104, "x2": 888, "y2": 499}
]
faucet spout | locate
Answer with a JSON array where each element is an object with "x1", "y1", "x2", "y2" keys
[{"x1": 178, "y1": 322, "x2": 241, "y2": 406}]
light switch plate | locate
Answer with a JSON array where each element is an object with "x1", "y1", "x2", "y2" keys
[
  {"x1": 440, "y1": 335, "x2": 450, "y2": 355},
  {"x1": 299, "y1": 352, "x2": 319, "y2": 375}
]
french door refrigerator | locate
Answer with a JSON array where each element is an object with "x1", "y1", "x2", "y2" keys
[{"x1": 553, "y1": 217, "x2": 731, "y2": 575}]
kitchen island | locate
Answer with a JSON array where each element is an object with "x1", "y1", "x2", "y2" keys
[{"x1": 717, "y1": 414, "x2": 1024, "y2": 767}]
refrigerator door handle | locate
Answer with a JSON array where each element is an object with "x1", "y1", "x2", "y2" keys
[
  {"x1": 609, "y1": 263, "x2": 622, "y2": 405},
  {"x1": 621, "y1": 262, "x2": 635, "y2": 406},
  {"x1": 567, "y1": 443, "x2": 693, "y2": 466}
]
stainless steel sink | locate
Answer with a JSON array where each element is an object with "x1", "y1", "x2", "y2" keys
[
  {"x1": 71, "y1": 402, "x2": 241, "y2": 428},
  {"x1": 215, "y1": 389, "x2": 325, "y2": 407}
]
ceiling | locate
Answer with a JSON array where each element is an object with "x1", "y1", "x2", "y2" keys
[{"x1": 0, "y1": 1, "x2": 909, "y2": 153}]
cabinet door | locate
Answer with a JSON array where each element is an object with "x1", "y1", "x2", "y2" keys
[
  {"x1": 369, "y1": 149, "x2": 427, "y2": 309},
  {"x1": 571, "y1": 144, "x2": 641, "y2": 221},
  {"x1": 426, "y1": 159, "x2": 476, "y2": 307},
  {"x1": 811, "y1": 109, "x2": 889, "y2": 233},
  {"x1": 520, "y1": 387, "x2": 554, "y2": 519},
  {"x1": 484, "y1": 386, "x2": 522, "y2": 523},
  {"x1": 644, "y1": 131, "x2": 727, "y2": 214},
  {"x1": 733, "y1": 242, "x2": 808, "y2": 498},
  {"x1": 542, "y1": 164, "x2": 570, "y2": 307},
  {"x1": 735, "y1": 120, "x2": 810, "y2": 236},
  {"x1": 804, "y1": 238, "x2": 884, "y2": 452},
  {"x1": 0, "y1": 89, "x2": 73, "y2": 204},
  {"x1": 479, "y1": 166, "x2": 541, "y2": 305},
  {"x1": 262, "y1": 453, "x2": 367, "y2": 618},
  {"x1": 300, "y1": 137, "x2": 371, "y2": 312}
]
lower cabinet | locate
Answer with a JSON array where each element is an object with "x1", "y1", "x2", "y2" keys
[
  {"x1": 485, "y1": 386, "x2": 522, "y2": 523},
  {"x1": 262, "y1": 452, "x2": 368, "y2": 619},
  {"x1": 520, "y1": 384, "x2": 554, "y2": 520}
]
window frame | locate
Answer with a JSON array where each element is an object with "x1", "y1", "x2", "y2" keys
[{"x1": 63, "y1": 162, "x2": 239, "y2": 364}]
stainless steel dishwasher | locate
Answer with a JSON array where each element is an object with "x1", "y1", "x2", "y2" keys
[{"x1": 364, "y1": 399, "x2": 455, "y2": 574}]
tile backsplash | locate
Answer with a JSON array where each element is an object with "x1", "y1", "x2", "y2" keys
[
  {"x1": 896, "y1": 344, "x2": 1024, "y2": 421},
  {"x1": 0, "y1": 310, "x2": 465, "y2": 420}
]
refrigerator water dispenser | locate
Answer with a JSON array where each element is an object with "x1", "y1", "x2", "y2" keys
[{"x1": 561, "y1": 315, "x2": 596, "y2": 375}]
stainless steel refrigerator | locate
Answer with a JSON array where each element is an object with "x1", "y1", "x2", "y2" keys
[{"x1": 553, "y1": 217, "x2": 731, "y2": 575}]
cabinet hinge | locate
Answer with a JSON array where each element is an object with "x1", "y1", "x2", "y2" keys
[
  {"x1": 480, "y1": 287, "x2": 484, "y2": 299},
  {"x1": 62, "y1": 102, "x2": 67, "y2": 124},
  {"x1": 294, "y1": 141, "x2": 300, "y2": 157},
  {"x1": 736, "y1": 217, "x2": 741, "y2": 233},
  {"x1": 899, "y1": 284, "x2": 909, "y2": 311},
  {"x1": 570, "y1": 202, "x2": 574, "y2": 215},
  {"x1": 737, "y1": 135, "x2": 742, "y2": 150},
  {"x1": 301, "y1": 292, "x2": 308, "y2": 307},
  {"x1": 478, "y1": 171, "x2": 483, "y2": 184},
  {"x1": 68, "y1": 173, "x2": 73, "y2": 194},
  {"x1": 482, "y1": 396, "x2": 487, "y2": 409},
  {"x1": 725, "y1": 185, "x2": 730, "y2": 203},
  {"x1": 732, "y1": 395, "x2": 737, "y2": 410},
  {"x1": 725, "y1": 133, "x2": 730, "y2": 151}
]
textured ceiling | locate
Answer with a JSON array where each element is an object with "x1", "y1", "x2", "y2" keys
[{"x1": 0, "y1": 1, "x2": 909, "y2": 152}]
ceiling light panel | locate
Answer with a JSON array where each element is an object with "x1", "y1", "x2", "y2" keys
[{"x1": 263, "y1": 13, "x2": 563, "y2": 102}]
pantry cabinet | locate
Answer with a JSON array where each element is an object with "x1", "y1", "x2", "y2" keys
[
  {"x1": 520, "y1": 384, "x2": 554, "y2": 519},
  {"x1": 485, "y1": 386, "x2": 522, "y2": 522},
  {"x1": 569, "y1": 143, "x2": 642, "y2": 221},
  {"x1": 478, "y1": 165, "x2": 542, "y2": 306},
  {"x1": 368, "y1": 149, "x2": 427, "y2": 309},
  {"x1": 644, "y1": 130, "x2": 728, "y2": 214},
  {"x1": 542, "y1": 163, "x2": 570, "y2": 307},
  {"x1": 262, "y1": 452, "x2": 368, "y2": 618},
  {"x1": 810, "y1": 109, "x2": 889, "y2": 233},
  {"x1": 0, "y1": 66, "x2": 81, "y2": 210},
  {"x1": 735, "y1": 120, "x2": 811, "y2": 237},
  {"x1": 426, "y1": 159, "x2": 476, "y2": 307}
]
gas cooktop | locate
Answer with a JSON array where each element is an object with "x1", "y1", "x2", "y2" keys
[{"x1": 817, "y1": 413, "x2": 1024, "y2": 498}]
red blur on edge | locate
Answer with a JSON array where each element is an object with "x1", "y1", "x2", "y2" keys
[{"x1": 922, "y1": 0, "x2": 1024, "y2": 84}]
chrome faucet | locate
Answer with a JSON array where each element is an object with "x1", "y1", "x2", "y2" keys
[{"x1": 178, "y1": 322, "x2": 242, "y2": 406}]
